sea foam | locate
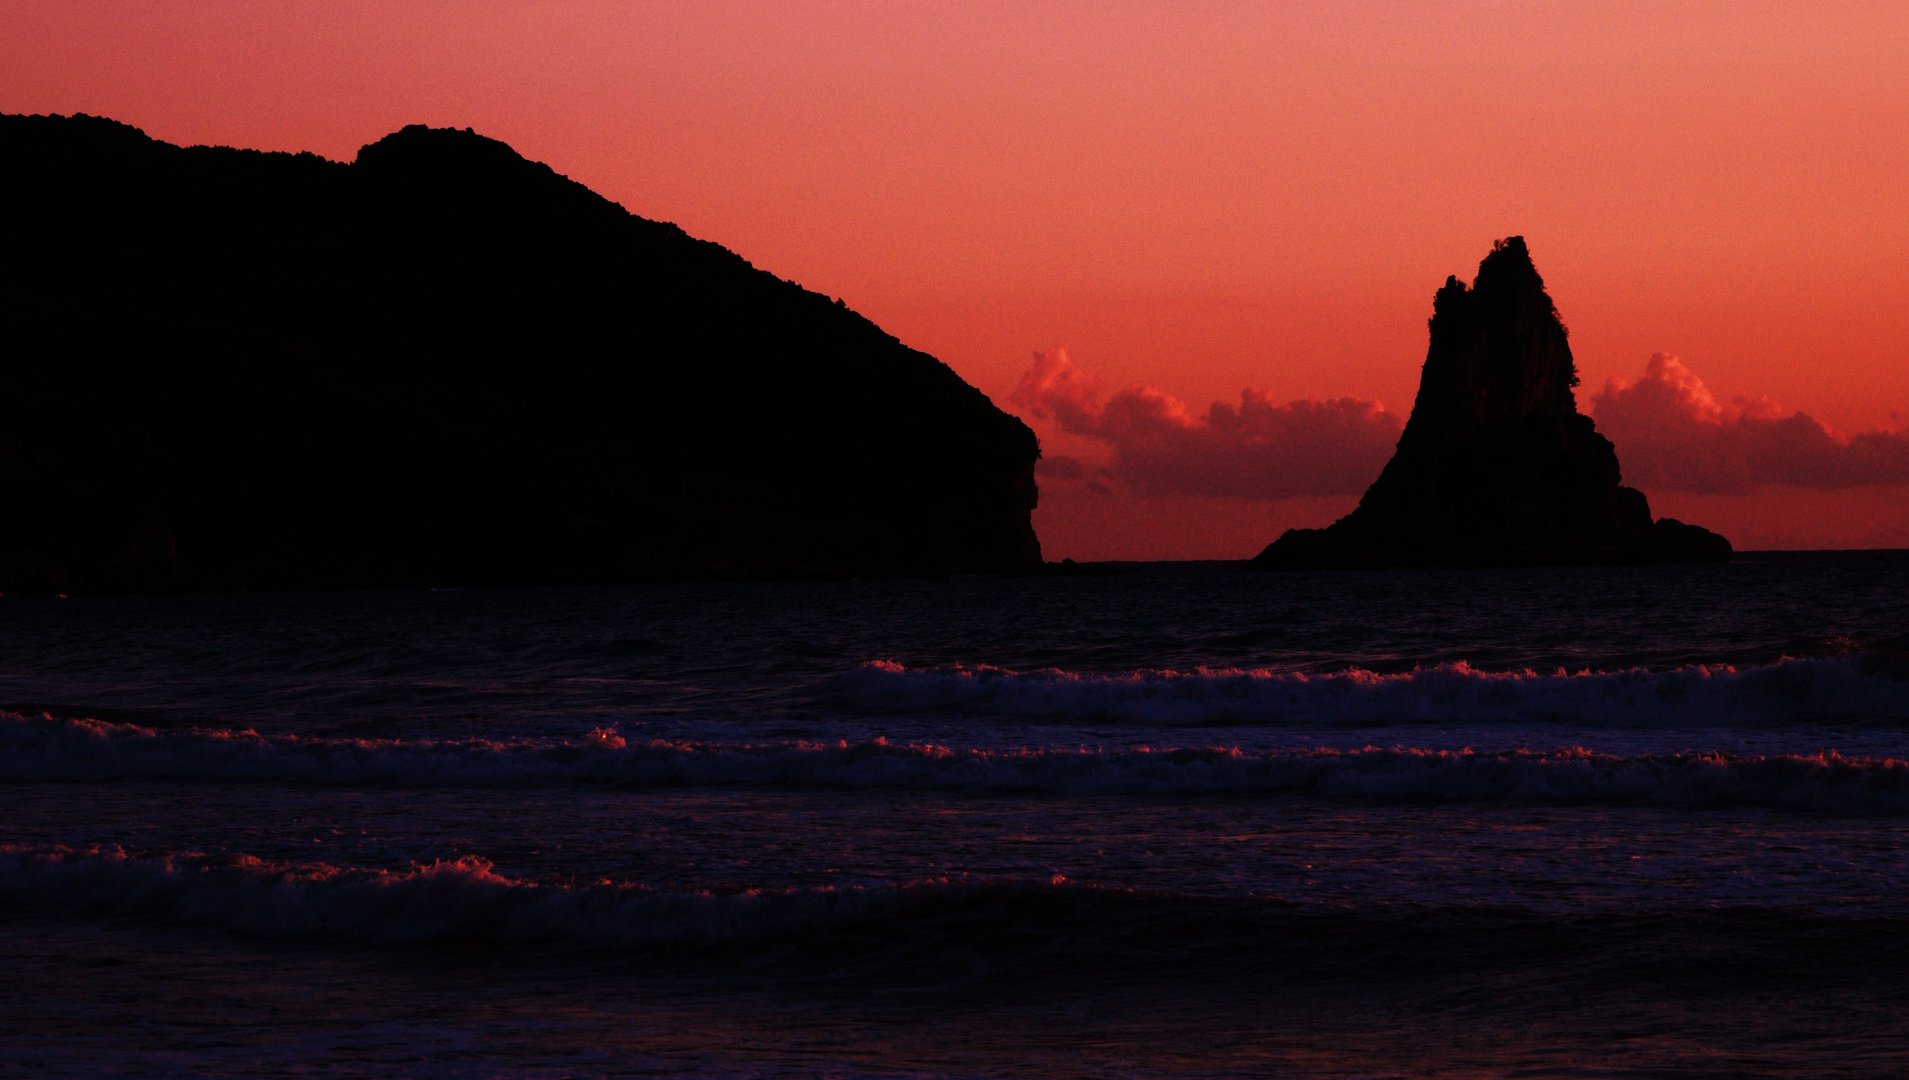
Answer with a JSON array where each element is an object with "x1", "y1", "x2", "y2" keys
[
  {"x1": 832, "y1": 655, "x2": 1909, "y2": 728},
  {"x1": 6, "y1": 711, "x2": 1909, "y2": 811},
  {"x1": 0, "y1": 845, "x2": 1092, "y2": 948}
]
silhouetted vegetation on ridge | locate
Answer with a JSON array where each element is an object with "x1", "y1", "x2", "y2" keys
[{"x1": 0, "y1": 113, "x2": 1042, "y2": 593}]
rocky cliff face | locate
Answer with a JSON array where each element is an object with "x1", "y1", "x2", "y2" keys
[
  {"x1": 0, "y1": 114, "x2": 1043, "y2": 592},
  {"x1": 1250, "y1": 237, "x2": 1730, "y2": 570}
]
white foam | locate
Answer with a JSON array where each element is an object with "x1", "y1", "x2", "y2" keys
[
  {"x1": 4, "y1": 712, "x2": 1908, "y2": 810},
  {"x1": 834, "y1": 656, "x2": 1909, "y2": 729},
  {"x1": 0, "y1": 845, "x2": 1084, "y2": 946}
]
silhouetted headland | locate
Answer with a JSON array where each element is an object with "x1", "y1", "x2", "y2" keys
[
  {"x1": 0, "y1": 113, "x2": 1042, "y2": 593},
  {"x1": 1250, "y1": 237, "x2": 1731, "y2": 571}
]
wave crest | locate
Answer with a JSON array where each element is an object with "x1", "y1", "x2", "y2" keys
[
  {"x1": 0, "y1": 846, "x2": 1098, "y2": 948},
  {"x1": 6, "y1": 713, "x2": 1909, "y2": 810},
  {"x1": 835, "y1": 656, "x2": 1909, "y2": 728}
]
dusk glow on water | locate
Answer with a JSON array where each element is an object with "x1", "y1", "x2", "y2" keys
[
  {"x1": 7, "y1": 4, "x2": 1909, "y2": 1075},
  {"x1": 4, "y1": 557, "x2": 1909, "y2": 1074}
]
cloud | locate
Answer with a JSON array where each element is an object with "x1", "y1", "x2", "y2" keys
[
  {"x1": 1590, "y1": 353, "x2": 1909, "y2": 493},
  {"x1": 1011, "y1": 349, "x2": 1401, "y2": 498}
]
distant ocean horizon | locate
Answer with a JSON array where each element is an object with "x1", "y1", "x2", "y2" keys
[{"x1": 5, "y1": 550, "x2": 1909, "y2": 1077}]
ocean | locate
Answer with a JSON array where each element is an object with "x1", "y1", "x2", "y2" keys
[{"x1": 4, "y1": 551, "x2": 1909, "y2": 1077}]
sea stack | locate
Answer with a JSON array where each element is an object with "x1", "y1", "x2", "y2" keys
[
  {"x1": 1249, "y1": 237, "x2": 1731, "y2": 570},
  {"x1": 0, "y1": 114, "x2": 1043, "y2": 592}
]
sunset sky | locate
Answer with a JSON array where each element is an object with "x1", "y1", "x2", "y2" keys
[{"x1": 8, "y1": 1, "x2": 1906, "y2": 557}]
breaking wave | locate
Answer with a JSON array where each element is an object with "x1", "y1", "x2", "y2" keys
[
  {"x1": 6, "y1": 711, "x2": 1909, "y2": 811},
  {"x1": 0, "y1": 845, "x2": 1095, "y2": 948},
  {"x1": 833, "y1": 655, "x2": 1909, "y2": 728},
  {"x1": 6, "y1": 847, "x2": 1906, "y2": 979}
]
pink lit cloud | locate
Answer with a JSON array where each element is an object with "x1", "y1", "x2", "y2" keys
[
  {"x1": 1011, "y1": 349, "x2": 1402, "y2": 499},
  {"x1": 1591, "y1": 354, "x2": 1909, "y2": 493}
]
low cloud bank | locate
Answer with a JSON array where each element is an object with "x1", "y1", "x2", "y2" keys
[
  {"x1": 1012, "y1": 349, "x2": 1909, "y2": 503},
  {"x1": 1011, "y1": 349, "x2": 1401, "y2": 499},
  {"x1": 1591, "y1": 354, "x2": 1909, "y2": 493}
]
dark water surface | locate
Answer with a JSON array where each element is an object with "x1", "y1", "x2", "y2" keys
[{"x1": 4, "y1": 551, "x2": 1909, "y2": 1077}]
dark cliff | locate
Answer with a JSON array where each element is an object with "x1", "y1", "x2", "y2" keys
[
  {"x1": 1250, "y1": 237, "x2": 1730, "y2": 570},
  {"x1": 0, "y1": 114, "x2": 1042, "y2": 593}
]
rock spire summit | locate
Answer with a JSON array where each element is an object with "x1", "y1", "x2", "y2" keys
[{"x1": 1250, "y1": 237, "x2": 1731, "y2": 569}]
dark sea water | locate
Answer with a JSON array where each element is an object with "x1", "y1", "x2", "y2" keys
[{"x1": 5, "y1": 551, "x2": 1909, "y2": 1077}]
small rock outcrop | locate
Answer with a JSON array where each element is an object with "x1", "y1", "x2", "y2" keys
[
  {"x1": 0, "y1": 114, "x2": 1043, "y2": 593},
  {"x1": 1250, "y1": 237, "x2": 1731, "y2": 570}
]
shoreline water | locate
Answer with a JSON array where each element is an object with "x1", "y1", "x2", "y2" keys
[{"x1": 3, "y1": 551, "x2": 1907, "y2": 1075}]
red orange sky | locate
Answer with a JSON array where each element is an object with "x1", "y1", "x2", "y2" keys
[{"x1": 7, "y1": 2, "x2": 1907, "y2": 556}]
